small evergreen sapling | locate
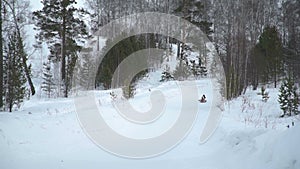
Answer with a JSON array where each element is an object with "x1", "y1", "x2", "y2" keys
[
  {"x1": 292, "y1": 86, "x2": 299, "y2": 115},
  {"x1": 41, "y1": 58, "x2": 56, "y2": 98},
  {"x1": 278, "y1": 75, "x2": 299, "y2": 117},
  {"x1": 261, "y1": 86, "x2": 269, "y2": 102},
  {"x1": 278, "y1": 83, "x2": 288, "y2": 115},
  {"x1": 122, "y1": 79, "x2": 136, "y2": 99},
  {"x1": 190, "y1": 59, "x2": 207, "y2": 78},
  {"x1": 160, "y1": 66, "x2": 174, "y2": 82},
  {"x1": 79, "y1": 52, "x2": 95, "y2": 90},
  {"x1": 190, "y1": 60, "x2": 200, "y2": 78},
  {"x1": 199, "y1": 66, "x2": 208, "y2": 77}
]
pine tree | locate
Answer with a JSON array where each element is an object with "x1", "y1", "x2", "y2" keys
[
  {"x1": 1, "y1": 0, "x2": 36, "y2": 98},
  {"x1": 122, "y1": 79, "x2": 135, "y2": 99},
  {"x1": 190, "y1": 58, "x2": 208, "y2": 79},
  {"x1": 79, "y1": 52, "x2": 95, "y2": 90},
  {"x1": 256, "y1": 26, "x2": 284, "y2": 88},
  {"x1": 190, "y1": 60, "x2": 199, "y2": 77},
  {"x1": 278, "y1": 75, "x2": 299, "y2": 117},
  {"x1": 160, "y1": 71, "x2": 174, "y2": 82},
  {"x1": 173, "y1": 0, "x2": 212, "y2": 37},
  {"x1": 160, "y1": 65, "x2": 174, "y2": 82},
  {"x1": 278, "y1": 82, "x2": 288, "y2": 115},
  {"x1": 199, "y1": 66, "x2": 208, "y2": 77},
  {"x1": 33, "y1": 0, "x2": 89, "y2": 97},
  {"x1": 173, "y1": 0, "x2": 212, "y2": 62},
  {"x1": 261, "y1": 86, "x2": 269, "y2": 102},
  {"x1": 173, "y1": 62, "x2": 191, "y2": 81},
  {"x1": 3, "y1": 32, "x2": 27, "y2": 112},
  {"x1": 292, "y1": 86, "x2": 299, "y2": 115},
  {"x1": 96, "y1": 35, "x2": 153, "y2": 89},
  {"x1": 41, "y1": 58, "x2": 55, "y2": 98}
]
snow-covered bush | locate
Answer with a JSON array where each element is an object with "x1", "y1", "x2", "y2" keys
[
  {"x1": 261, "y1": 86, "x2": 269, "y2": 102},
  {"x1": 278, "y1": 75, "x2": 299, "y2": 117}
]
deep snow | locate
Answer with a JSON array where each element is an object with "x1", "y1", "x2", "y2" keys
[
  {"x1": 1, "y1": 42, "x2": 300, "y2": 169},
  {"x1": 4, "y1": 1, "x2": 298, "y2": 168},
  {"x1": 1, "y1": 74, "x2": 299, "y2": 169}
]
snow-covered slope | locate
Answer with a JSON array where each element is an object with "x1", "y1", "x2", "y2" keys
[
  {"x1": 1, "y1": 30, "x2": 300, "y2": 168},
  {"x1": 1, "y1": 69, "x2": 299, "y2": 169}
]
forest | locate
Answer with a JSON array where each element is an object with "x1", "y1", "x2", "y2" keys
[{"x1": 0, "y1": 0, "x2": 299, "y2": 112}]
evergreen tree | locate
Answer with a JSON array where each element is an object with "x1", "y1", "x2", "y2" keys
[
  {"x1": 122, "y1": 79, "x2": 135, "y2": 99},
  {"x1": 190, "y1": 60, "x2": 199, "y2": 77},
  {"x1": 278, "y1": 82, "x2": 288, "y2": 115},
  {"x1": 3, "y1": 32, "x2": 26, "y2": 112},
  {"x1": 173, "y1": 0, "x2": 212, "y2": 37},
  {"x1": 199, "y1": 66, "x2": 208, "y2": 77},
  {"x1": 173, "y1": 0, "x2": 212, "y2": 63},
  {"x1": 160, "y1": 71, "x2": 174, "y2": 82},
  {"x1": 190, "y1": 58, "x2": 208, "y2": 78},
  {"x1": 96, "y1": 35, "x2": 154, "y2": 89},
  {"x1": 255, "y1": 26, "x2": 284, "y2": 88},
  {"x1": 41, "y1": 58, "x2": 55, "y2": 98},
  {"x1": 173, "y1": 62, "x2": 191, "y2": 81},
  {"x1": 278, "y1": 74, "x2": 299, "y2": 117},
  {"x1": 79, "y1": 52, "x2": 95, "y2": 90},
  {"x1": 160, "y1": 65, "x2": 174, "y2": 82},
  {"x1": 1, "y1": 0, "x2": 35, "y2": 98},
  {"x1": 292, "y1": 86, "x2": 299, "y2": 114},
  {"x1": 261, "y1": 86, "x2": 269, "y2": 102},
  {"x1": 33, "y1": 0, "x2": 89, "y2": 97}
]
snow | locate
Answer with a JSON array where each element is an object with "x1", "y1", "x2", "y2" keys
[
  {"x1": 1, "y1": 26, "x2": 300, "y2": 167},
  {"x1": 3, "y1": 3, "x2": 300, "y2": 164},
  {"x1": 1, "y1": 67, "x2": 300, "y2": 169}
]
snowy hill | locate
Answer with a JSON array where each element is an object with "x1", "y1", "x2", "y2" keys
[
  {"x1": 1, "y1": 67, "x2": 300, "y2": 168},
  {"x1": 2, "y1": 16, "x2": 300, "y2": 166},
  {"x1": 1, "y1": 34, "x2": 300, "y2": 168},
  {"x1": 1, "y1": 0, "x2": 298, "y2": 168}
]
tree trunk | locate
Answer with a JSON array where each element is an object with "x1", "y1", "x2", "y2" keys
[
  {"x1": 19, "y1": 39, "x2": 35, "y2": 96},
  {"x1": 15, "y1": 30, "x2": 35, "y2": 95},
  {"x1": 177, "y1": 41, "x2": 181, "y2": 59},
  {"x1": 0, "y1": 0, "x2": 3, "y2": 109},
  {"x1": 9, "y1": 101, "x2": 12, "y2": 112},
  {"x1": 61, "y1": 6, "x2": 67, "y2": 98}
]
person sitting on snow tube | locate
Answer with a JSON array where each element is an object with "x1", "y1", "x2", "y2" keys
[{"x1": 199, "y1": 94, "x2": 206, "y2": 103}]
